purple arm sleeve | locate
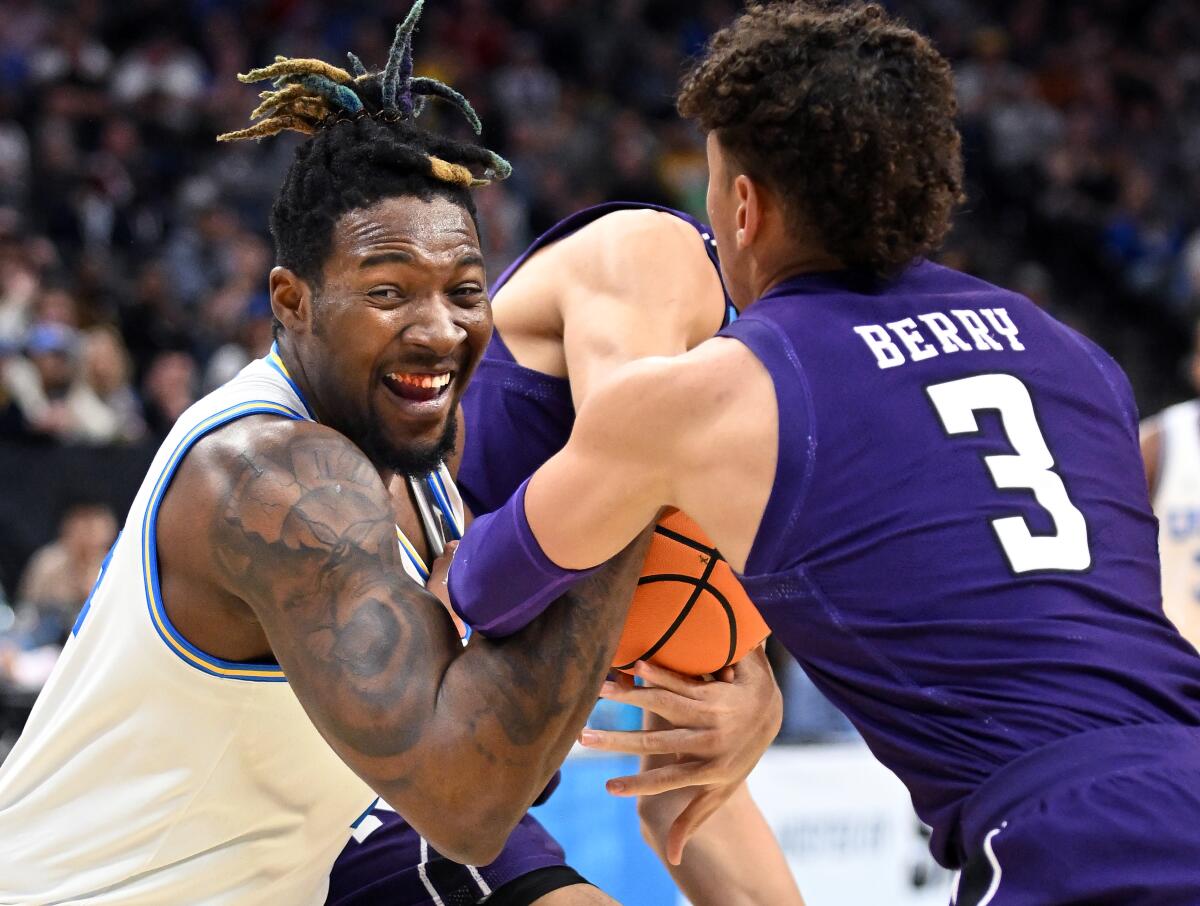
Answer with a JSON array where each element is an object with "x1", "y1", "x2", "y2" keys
[{"x1": 447, "y1": 478, "x2": 602, "y2": 637}]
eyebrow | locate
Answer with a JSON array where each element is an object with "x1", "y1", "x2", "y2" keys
[
  {"x1": 357, "y1": 251, "x2": 485, "y2": 270},
  {"x1": 359, "y1": 251, "x2": 413, "y2": 269}
]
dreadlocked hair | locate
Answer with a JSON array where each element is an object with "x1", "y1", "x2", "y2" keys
[
  {"x1": 218, "y1": 0, "x2": 512, "y2": 285},
  {"x1": 679, "y1": 1, "x2": 964, "y2": 278}
]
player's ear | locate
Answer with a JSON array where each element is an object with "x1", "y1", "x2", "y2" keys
[
  {"x1": 734, "y1": 174, "x2": 760, "y2": 249},
  {"x1": 270, "y1": 266, "x2": 313, "y2": 334}
]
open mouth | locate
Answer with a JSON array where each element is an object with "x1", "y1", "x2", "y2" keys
[{"x1": 382, "y1": 370, "x2": 455, "y2": 404}]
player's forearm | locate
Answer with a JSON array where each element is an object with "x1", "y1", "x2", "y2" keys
[
  {"x1": 397, "y1": 530, "x2": 651, "y2": 861},
  {"x1": 640, "y1": 783, "x2": 804, "y2": 906}
]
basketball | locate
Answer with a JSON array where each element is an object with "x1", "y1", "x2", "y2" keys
[{"x1": 613, "y1": 509, "x2": 770, "y2": 676}]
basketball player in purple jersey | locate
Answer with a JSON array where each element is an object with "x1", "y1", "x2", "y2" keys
[
  {"x1": 445, "y1": 4, "x2": 1200, "y2": 903},
  {"x1": 457, "y1": 202, "x2": 800, "y2": 901}
]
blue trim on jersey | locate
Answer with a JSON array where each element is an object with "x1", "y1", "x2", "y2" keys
[
  {"x1": 72, "y1": 532, "x2": 122, "y2": 637},
  {"x1": 350, "y1": 797, "x2": 381, "y2": 828},
  {"x1": 143, "y1": 400, "x2": 305, "y2": 682},
  {"x1": 266, "y1": 342, "x2": 317, "y2": 421},
  {"x1": 424, "y1": 472, "x2": 463, "y2": 540},
  {"x1": 417, "y1": 470, "x2": 468, "y2": 640}
]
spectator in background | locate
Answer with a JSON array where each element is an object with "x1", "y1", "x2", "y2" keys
[
  {"x1": 110, "y1": 29, "x2": 205, "y2": 129},
  {"x1": 0, "y1": 226, "x2": 39, "y2": 345},
  {"x1": 0, "y1": 337, "x2": 22, "y2": 438},
  {"x1": 199, "y1": 229, "x2": 271, "y2": 342},
  {"x1": 140, "y1": 349, "x2": 196, "y2": 440},
  {"x1": 81, "y1": 325, "x2": 145, "y2": 443},
  {"x1": 1, "y1": 322, "x2": 123, "y2": 444},
  {"x1": 163, "y1": 202, "x2": 243, "y2": 311},
  {"x1": 1104, "y1": 162, "x2": 1188, "y2": 298},
  {"x1": 0, "y1": 95, "x2": 30, "y2": 209},
  {"x1": 33, "y1": 285, "x2": 79, "y2": 328},
  {"x1": 15, "y1": 500, "x2": 116, "y2": 641},
  {"x1": 118, "y1": 259, "x2": 190, "y2": 379}
]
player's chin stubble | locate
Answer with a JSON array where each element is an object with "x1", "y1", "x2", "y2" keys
[{"x1": 358, "y1": 408, "x2": 457, "y2": 478}]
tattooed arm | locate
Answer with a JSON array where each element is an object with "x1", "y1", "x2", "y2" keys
[{"x1": 163, "y1": 416, "x2": 647, "y2": 865}]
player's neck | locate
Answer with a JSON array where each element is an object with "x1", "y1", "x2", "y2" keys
[
  {"x1": 751, "y1": 246, "x2": 845, "y2": 302},
  {"x1": 275, "y1": 337, "x2": 324, "y2": 424}
]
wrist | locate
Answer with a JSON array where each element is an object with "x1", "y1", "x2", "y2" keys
[{"x1": 448, "y1": 478, "x2": 601, "y2": 636}]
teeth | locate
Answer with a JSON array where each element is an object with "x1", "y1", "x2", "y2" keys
[{"x1": 389, "y1": 372, "x2": 452, "y2": 390}]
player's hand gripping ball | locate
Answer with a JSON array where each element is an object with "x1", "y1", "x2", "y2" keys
[{"x1": 614, "y1": 509, "x2": 770, "y2": 676}]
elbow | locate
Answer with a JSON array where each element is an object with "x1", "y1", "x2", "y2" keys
[
  {"x1": 429, "y1": 825, "x2": 509, "y2": 867},
  {"x1": 392, "y1": 785, "x2": 531, "y2": 867},
  {"x1": 409, "y1": 807, "x2": 513, "y2": 866}
]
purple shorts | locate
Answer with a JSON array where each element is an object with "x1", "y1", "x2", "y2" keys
[
  {"x1": 954, "y1": 725, "x2": 1200, "y2": 905},
  {"x1": 326, "y1": 804, "x2": 571, "y2": 906}
]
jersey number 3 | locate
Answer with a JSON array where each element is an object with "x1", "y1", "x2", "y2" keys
[{"x1": 927, "y1": 373, "x2": 1091, "y2": 573}]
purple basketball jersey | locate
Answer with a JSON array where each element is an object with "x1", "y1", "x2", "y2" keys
[
  {"x1": 460, "y1": 202, "x2": 733, "y2": 517},
  {"x1": 720, "y1": 261, "x2": 1200, "y2": 867}
]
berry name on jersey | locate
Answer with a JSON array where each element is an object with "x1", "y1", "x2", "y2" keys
[{"x1": 853, "y1": 307, "x2": 1023, "y2": 370}]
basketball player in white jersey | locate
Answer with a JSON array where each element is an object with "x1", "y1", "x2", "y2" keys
[
  {"x1": 1141, "y1": 322, "x2": 1200, "y2": 651},
  {"x1": 0, "y1": 15, "x2": 801, "y2": 904},
  {"x1": 0, "y1": 34, "x2": 659, "y2": 906}
]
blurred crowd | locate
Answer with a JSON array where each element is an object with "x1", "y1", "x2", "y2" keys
[{"x1": 0, "y1": 0, "x2": 1198, "y2": 728}]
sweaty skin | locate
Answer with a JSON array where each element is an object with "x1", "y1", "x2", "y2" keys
[
  {"x1": 156, "y1": 196, "x2": 651, "y2": 866},
  {"x1": 466, "y1": 206, "x2": 792, "y2": 883}
]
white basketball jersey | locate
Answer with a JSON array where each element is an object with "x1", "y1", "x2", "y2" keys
[
  {"x1": 0, "y1": 347, "x2": 464, "y2": 904},
  {"x1": 1151, "y1": 399, "x2": 1200, "y2": 652}
]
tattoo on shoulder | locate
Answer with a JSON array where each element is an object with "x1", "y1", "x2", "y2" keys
[{"x1": 210, "y1": 432, "x2": 444, "y2": 757}]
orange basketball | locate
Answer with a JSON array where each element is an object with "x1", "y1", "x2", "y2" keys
[{"x1": 613, "y1": 509, "x2": 770, "y2": 676}]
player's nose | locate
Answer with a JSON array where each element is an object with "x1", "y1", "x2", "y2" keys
[{"x1": 401, "y1": 296, "x2": 467, "y2": 358}]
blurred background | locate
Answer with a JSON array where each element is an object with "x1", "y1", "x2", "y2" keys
[{"x1": 0, "y1": 0, "x2": 1197, "y2": 902}]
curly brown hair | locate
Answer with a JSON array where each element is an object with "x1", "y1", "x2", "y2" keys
[{"x1": 678, "y1": 0, "x2": 965, "y2": 277}]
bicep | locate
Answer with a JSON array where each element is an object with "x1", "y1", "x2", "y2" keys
[
  {"x1": 558, "y1": 216, "x2": 722, "y2": 409},
  {"x1": 561, "y1": 289, "x2": 693, "y2": 409},
  {"x1": 205, "y1": 427, "x2": 461, "y2": 768}
]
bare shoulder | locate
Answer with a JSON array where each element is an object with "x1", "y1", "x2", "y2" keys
[
  {"x1": 562, "y1": 208, "x2": 714, "y2": 290},
  {"x1": 160, "y1": 415, "x2": 395, "y2": 602},
  {"x1": 1139, "y1": 414, "x2": 1163, "y2": 444},
  {"x1": 173, "y1": 415, "x2": 386, "y2": 516},
  {"x1": 581, "y1": 208, "x2": 703, "y2": 257},
  {"x1": 578, "y1": 337, "x2": 776, "y2": 471}
]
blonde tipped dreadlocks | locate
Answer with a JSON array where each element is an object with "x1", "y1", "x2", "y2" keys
[
  {"x1": 217, "y1": 0, "x2": 510, "y2": 189},
  {"x1": 239, "y1": 0, "x2": 511, "y2": 299}
]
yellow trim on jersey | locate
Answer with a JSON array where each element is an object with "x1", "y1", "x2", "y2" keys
[
  {"x1": 396, "y1": 527, "x2": 430, "y2": 580},
  {"x1": 268, "y1": 348, "x2": 291, "y2": 377}
]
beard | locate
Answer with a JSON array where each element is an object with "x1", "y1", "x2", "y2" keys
[{"x1": 357, "y1": 407, "x2": 457, "y2": 478}]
